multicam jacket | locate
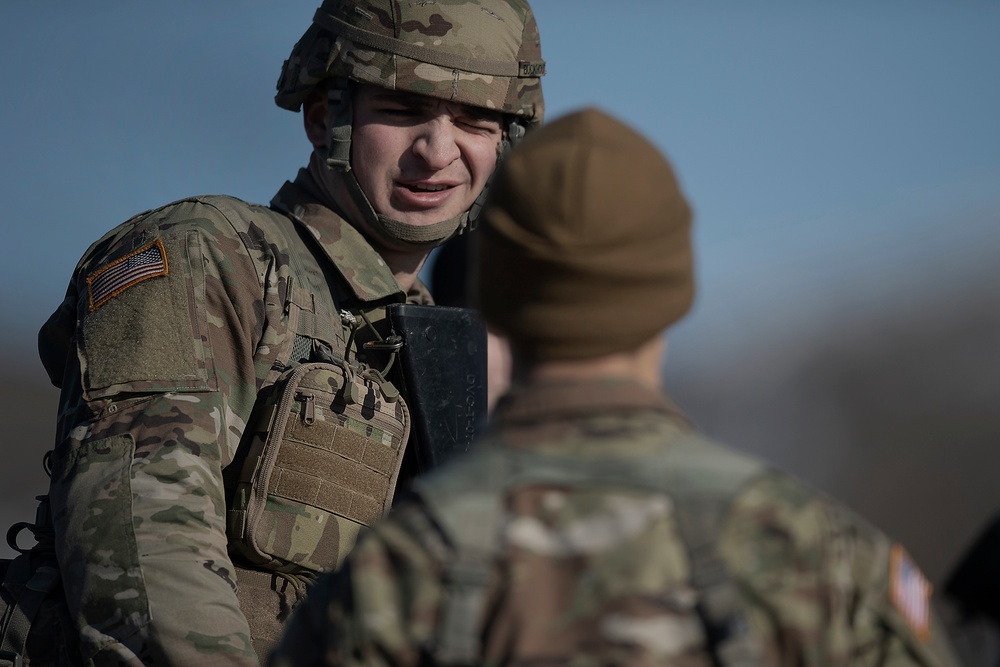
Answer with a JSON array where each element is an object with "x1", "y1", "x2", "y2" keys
[
  {"x1": 35, "y1": 169, "x2": 430, "y2": 666},
  {"x1": 269, "y1": 378, "x2": 959, "y2": 667}
]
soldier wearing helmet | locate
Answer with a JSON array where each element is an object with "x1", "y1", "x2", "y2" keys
[
  {"x1": 24, "y1": 1, "x2": 544, "y2": 665},
  {"x1": 277, "y1": 0, "x2": 543, "y2": 251}
]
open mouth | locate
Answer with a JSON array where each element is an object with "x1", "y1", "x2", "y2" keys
[{"x1": 404, "y1": 183, "x2": 452, "y2": 193}]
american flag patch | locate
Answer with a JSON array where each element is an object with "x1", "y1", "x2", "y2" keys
[
  {"x1": 86, "y1": 238, "x2": 169, "y2": 311},
  {"x1": 890, "y1": 544, "x2": 932, "y2": 641}
]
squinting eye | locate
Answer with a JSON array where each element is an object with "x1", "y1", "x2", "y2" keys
[
  {"x1": 384, "y1": 107, "x2": 419, "y2": 116},
  {"x1": 461, "y1": 118, "x2": 501, "y2": 133}
]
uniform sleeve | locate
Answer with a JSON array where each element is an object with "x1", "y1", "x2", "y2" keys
[
  {"x1": 719, "y1": 473, "x2": 960, "y2": 667},
  {"x1": 268, "y1": 504, "x2": 446, "y2": 667},
  {"x1": 39, "y1": 203, "x2": 268, "y2": 666}
]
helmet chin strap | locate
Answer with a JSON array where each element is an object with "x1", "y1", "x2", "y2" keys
[
  {"x1": 466, "y1": 120, "x2": 523, "y2": 230},
  {"x1": 321, "y1": 81, "x2": 466, "y2": 252},
  {"x1": 339, "y1": 168, "x2": 467, "y2": 251}
]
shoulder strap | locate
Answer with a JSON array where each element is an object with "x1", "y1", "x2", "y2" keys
[
  {"x1": 0, "y1": 555, "x2": 60, "y2": 667},
  {"x1": 1, "y1": 499, "x2": 61, "y2": 667},
  {"x1": 410, "y1": 449, "x2": 509, "y2": 666},
  {"x1": 662, "y1": 435, "x2": 766, "y2": 667},
  {"x1": 413, "y1": 436, "x2": 767, "y2": 666},
  {"x1": 195, "y1": 195, "x2": 349, "y2": 372}
]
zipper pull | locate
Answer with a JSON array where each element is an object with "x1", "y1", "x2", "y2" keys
[
  {"x1": 341, "y1": 363, "x2": 359, "y2": 406},
  {"x1": 361, "y1": 367, "x2": 400, "y2": 403},
  {"x1": 297, "y1": 391, "x2": 315, "y2": 425}
]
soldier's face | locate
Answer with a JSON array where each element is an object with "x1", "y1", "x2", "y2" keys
[{"x1": 350, "y1": 85, "x2": 504, "y2": 227}]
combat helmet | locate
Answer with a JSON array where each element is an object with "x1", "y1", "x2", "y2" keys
[{"x1": 276, "y1": 0, "x2": 546, "y2": 249}]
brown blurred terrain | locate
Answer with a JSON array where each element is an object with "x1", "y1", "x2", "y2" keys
[{"x1": 668, "y1": 278, "x2": 1000, "y2": 587}]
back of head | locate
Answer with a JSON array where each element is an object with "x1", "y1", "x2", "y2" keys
[{"x1": 477, "y1": 108, "x2": 694, "y2": 361}]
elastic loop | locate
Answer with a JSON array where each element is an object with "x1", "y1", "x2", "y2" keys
[{"x1": 5, "y1": 524, "x2": 32, "y2": 555}]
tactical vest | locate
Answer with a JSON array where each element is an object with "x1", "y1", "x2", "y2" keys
[
  {"x1": 193, "y1": 196, "x2": 411, "y2": 573},
  {"x1": 198, "y1": 196, "x2": 418, "y2": 658},
  {"x1": 408, "y1": 432, "x2": 769, "y2": 667},
  {"x1": 1, "y1": 194, "x2": 416, "y2": 664}
]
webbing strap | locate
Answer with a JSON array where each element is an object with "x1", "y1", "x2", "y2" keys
[
  {"x1": 434, "y1": 558, "x2": 495, "y2": 665},
  {"x1": 413, "y1": 458, "x2": 506, "y2": 666},
  {"x1": 0, "y1": 555, "x2": 60, "y2": 667},
  {"x1": 661, "y1": 437, "x2": 765, "y2": 667},
  {"x1": 0, "y1": 556, "x2": 31, "y2": 665},
  {"x1": 414, "y1": 434, "x2": 767, "y2": 666},
  {"x1": 293, "y1": 309, "x2": 345, "y2": 353},
  {"x1": 0, "y1": 647, "x2": 22, "y2": 666}
]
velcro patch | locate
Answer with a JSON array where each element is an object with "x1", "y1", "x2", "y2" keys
[
  {"x1": 518, "y1": 60, "x2": 546, "y2": 77},
  {"x1": 890, "y1": 544, "x2": 932, "y2": 641},
  {"x1": 86, "y1": 238, "x2": 169, "y2": 311}
]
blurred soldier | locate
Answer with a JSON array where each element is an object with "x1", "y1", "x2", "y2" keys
[
  {"x1": 11, "y1": 1, "x2": 544, "y2": 665},
  {"x1": 268, "y1": 108, "x2": 958, "y2": 667},
  {"x1": 942, "y1": 513, "x2": 1000, "y2": 665}
]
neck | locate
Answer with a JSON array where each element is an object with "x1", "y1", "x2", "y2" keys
[
  {"x1": 306, "y1": 152, "x2": 430, "y2": 292},
  {"x1": 383, "y1": 249, "x2": 427, "y2": 294},
  {"x1": 513, "y1": 334, "x2": 667, "y2": 391}
]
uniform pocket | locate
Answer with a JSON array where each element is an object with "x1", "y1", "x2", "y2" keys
[{"x1": 51, "y1": 434, "x2": 151, "y2": 659}]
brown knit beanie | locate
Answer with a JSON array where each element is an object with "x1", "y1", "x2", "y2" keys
[{"x1": 477, "y1": 107, "x2": 694, "y2": 361}]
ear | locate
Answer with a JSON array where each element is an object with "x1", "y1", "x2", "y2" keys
[{"x1": 303, "y1": 91, "x2": 328, "y2": 149}]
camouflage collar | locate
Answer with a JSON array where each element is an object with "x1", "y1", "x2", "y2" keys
[
  {"x1": 493, "y1": 378, "x2": 688, "y2": 425},
  {"x1": 271, "y1": 178, "x2": 404, "y2": 304}
]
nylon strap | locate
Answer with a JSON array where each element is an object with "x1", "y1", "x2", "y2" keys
[
  {"x1": 414, "y1": 433, "x2": 766, "y2": 666},
  {"x1": 376, "y1": 213, "x2": 466, "y2": 246},
  {"x1": 0, "y1": 555, "x2": 59, "y2": 667},
  {"x1": 663, "y1": 437, "x2": 765, "y2": 667},
  {"x1": 293, "y1": 310, "x2": 344, "y2": 353},
  {"x1": 338, "y1": 166, "x2": 462, "y2": 252},
  {"x1": 412, "y1": 451, "x2": 506, "y2": 666}
]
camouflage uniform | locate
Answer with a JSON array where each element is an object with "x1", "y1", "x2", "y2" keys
[
  {"x1": 268, "y1": 107, "x2": 957, "y2": 667},
  {"x1": 269, "y1": 378, "x2": 959, "y2": 667},
  {"x1": 36, "y1": 169, "x2": 429, "y2": 666},
  {"x1": 27, "y1": 0, "x2": 545, "y2": 664}
]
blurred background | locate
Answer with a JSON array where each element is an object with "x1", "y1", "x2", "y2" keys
[{"x1": 1, "y1": 0, "x2": 999, "y2": 631}]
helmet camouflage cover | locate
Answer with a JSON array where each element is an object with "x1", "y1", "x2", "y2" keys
[{"x1": 276, "y1": 0, "x2": 545, "y2": 125}]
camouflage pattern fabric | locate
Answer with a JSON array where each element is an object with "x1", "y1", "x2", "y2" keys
[
  {"x1": 275, "y1": 0, "x2": 545, "y2": 124},
  {"x1": 228, "y1": 360, "x2": 412, "y2": 576},
  {"x1": 268, "y1": 378, "x2": 959, "y2": 667},
  {"x1": 35, "y1": 167, "x2": 429, "y2": 666}
]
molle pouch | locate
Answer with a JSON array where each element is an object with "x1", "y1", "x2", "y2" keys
[
  {"x1": 388, "y1": 304, "x2": 488, "y2": 472},
  {"x1": 227, "y1": 360, "x2": 410, "y2": 575}
]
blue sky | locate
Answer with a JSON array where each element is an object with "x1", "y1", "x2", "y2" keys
[
  {"x1": 3, "y1": 0, "x2": 1000, "y2": 587},
  {"x1": 2, "y1": 1, "x2": 999, "y2": 366}
]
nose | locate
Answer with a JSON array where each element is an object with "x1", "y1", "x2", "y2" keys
[{"x1": 411, "y1": 118, "x2": 461, "y2": 170}]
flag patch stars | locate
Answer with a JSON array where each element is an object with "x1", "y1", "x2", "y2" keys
[
  {"x1": 86, "y1": 238, "x2": 169, "y2": 311},
  {"x1": 890, "y1": 544, "x2": 932, "y2": 641}
]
